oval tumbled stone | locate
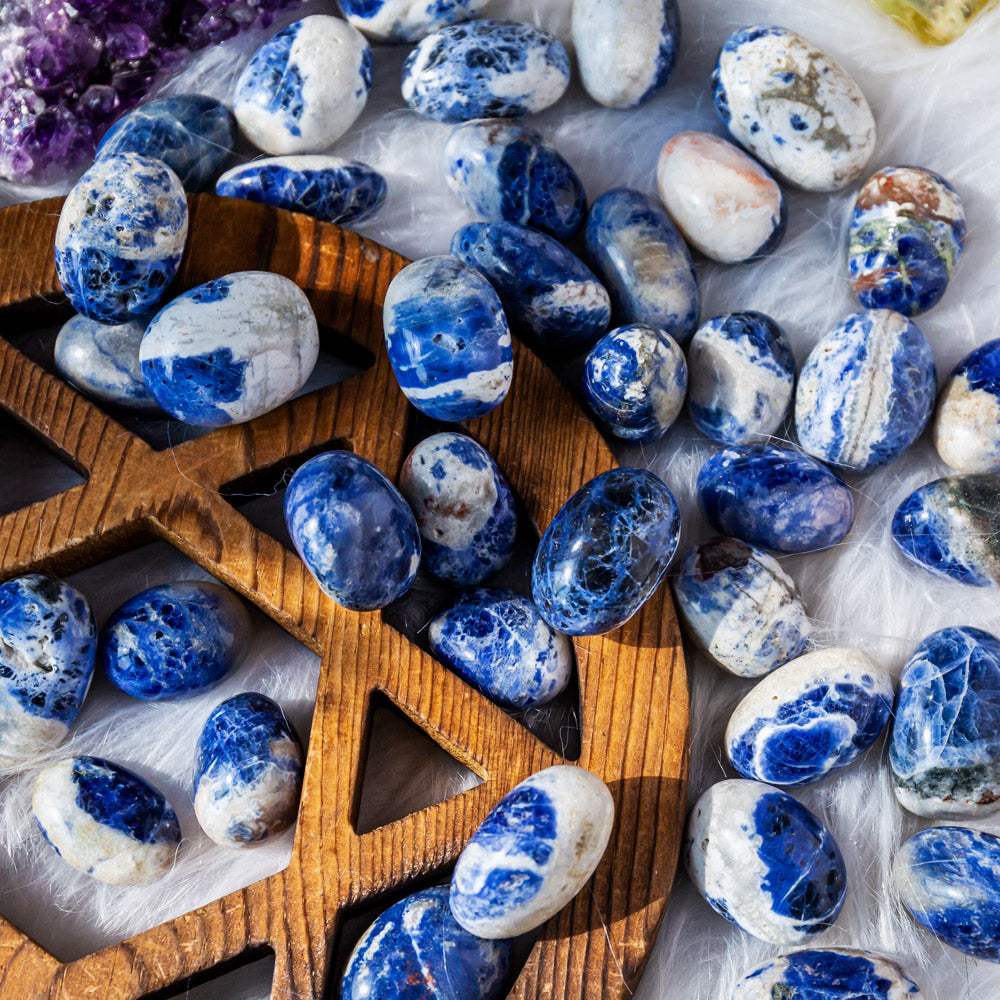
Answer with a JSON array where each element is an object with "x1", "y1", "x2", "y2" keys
[
  {"x1": 934, "y1": 338, "x2": 1000, "y2": 474},
  {"x1": 340, "y1": 0, "x2": 489, "y2": 42},
  {"x1": 450, "y1": 765, "x2": 614, "y2": 937}
]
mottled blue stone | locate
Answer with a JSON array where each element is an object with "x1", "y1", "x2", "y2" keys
[
  {"x1": 95, "y1": 95, "x2": 236, "y2": 192},
  {"x1": 585, "y1": 188, "x2": 700, "y2": 346},
  {"x1": 442, "y1": 119, "x2": 586, "y2": 239},
  {"x1": 284, "y1": 450, "x2": 421, "y2": 610},
  {"x1": 99, "y1": 582, "x2": 251, "y2": 701},
  {"x1": 934, "y1": 338, "x2": 1000, "y2": 474},
  {"x1": 697, "y1": 444, "x2": 855, "y2": 554},
  {"x1": 339, "y1": 0, "x2": 490, "y2": 43},
  {"x1": 341, "y1": 886, "x2": 512, "y2": 1000},
  {"x1": 531, "y1": 467, "x2": 680, "y2": 636},
  {"x1": 450, "y1": 222, "x2": 609, "y2": 356}
]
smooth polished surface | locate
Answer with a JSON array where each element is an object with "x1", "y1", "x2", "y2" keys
[{"x1": 934, "y1": 338, "x2": 1000, "y2": 473}]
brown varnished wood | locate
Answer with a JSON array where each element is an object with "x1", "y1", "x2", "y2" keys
[{"x1": 0, "y1": 195, "x2": 688, "y2": 1000}]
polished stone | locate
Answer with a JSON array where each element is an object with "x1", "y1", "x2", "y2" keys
[
  {"x1": 339, "y1": 0, "x2": 489, "y2": 42},
  {"x1": 934, "y1": 338, "x2": 1000, "y2": 474}
]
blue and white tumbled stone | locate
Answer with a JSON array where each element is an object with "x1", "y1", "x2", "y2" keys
[
  {"x1": 687, "y1": 312, "x2": 795, "y2": 445},
  {"x1": 450, "y1": 765, "x2": 614, "y2": 937},
  {"x1": 451, "y1": 222, "x2": 609, "y2": 355},
  {"x1": 582, "y1": 325, "x2": 687, "y2": 442},
  {"x1": 285, "y1": 450, "x2": 421, "y2": 610},
  {"x1": 684, "y1": 779, "x2": 847, "y2": 944},
  {"x1": 194, "y1": 692, "x2": 304, "y2": 848},
  {"x1": 140, "y1": 271, "x2": 319, "y2": 427},
  {"x1": 216, "y1": 156, "x2": 386, "y2": 225},
  {"x1": 732, "y1": 949, "x2": 924, "y2": 1000},
  {"x1": 895, "y1": 826, "x2": 1000, "y2": 962},
  {"x1": 795, "y1": 310, "x2": 936, "y2": 474},
  {"x1": 0, "y1": 575, "x2": 97, "y2": 768},
  {"x1": 342, "y1": 886, "x2": 512, "y2": 1000},
  {"x1": 55, "y1": 152, "x2": 188, "y2": 324},
  {"x1": 234, "y1": 15, "x2": 373, "y2": 155},
  {"x1": 339, "y1": 0, "x2": 489, "y2": 42},
  {"x1": 890, "y1": 626, "x2": 1000, "y2": 818},
  {"x1": 95, "y1": 94, "x2": 236, "y2": 192},
  {"x1": 585, "y1": 188, "x2": 700, "y2": 346},
  {"x1": 100, "y1": 582, "x2": 251, "y2": 701},
  {"x1": 671, "y1": 538, "x2": 811, "y2": 679},
  {"x1": 402, "y1": 20, "x2": 570, "y2": 123},
  {"x1": 399, "y1": 432, "x2": 516, "y2": 586},
  {"x1": 713, "y1": 26, "x2": 876, "y2": 192},
  {"x1": 698, "y1": 444, "x2": 855, "y2": 554},
  {"x1": 572, "y1": 0, "x2": 680, "y2": 109},
  {"x1": 428, "y1": 589, "x2": 572, "y2": 708},
  {"x1": 384, "y1": 255, "x2": 513, "y2": 421},
  {"x1": 532, "y1": 467, "x2": 680, "y2": 636},
  {"x1": 33, "y1": 756, "x2": 181, "y2": 885},
  {"x1": 726, "y1": 648, "x2": 893, "y2": 787},
  {"x1": 934, "y1": 339, "x2": 1000, "y2": 474}
]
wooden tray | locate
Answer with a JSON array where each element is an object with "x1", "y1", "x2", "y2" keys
[{"x1": 0, "y1": 195, "x2": 689, "y2": 1000}]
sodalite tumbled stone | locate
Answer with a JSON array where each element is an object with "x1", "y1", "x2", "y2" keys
[
  {"x1": 585, "y1": 188, "x2": 700, "y2": 346},
  {"x1": 140, "y1": 271, "x2": 320, "y2": 427},
  {"x1": 713, "y1": 26, "x2": 876, "y2": 192},
  {"x1": 795, "y1": 310, "x2": 936, "y2": 474},
  {"x1": 727, "y1": 648, "x2": 893, "y2": 787},
  {"x1": 443, "y1": 119, "x2": 586, "y2": 239},
  {"x1": 450, "y1": 765, "x2": 614, "y2": 937},
  {"x1": 342, "y1": 886, "x2": 512, "y2": 1000},
  {"x1": 657, "y1": 131, "x2": 786, "y2": 264},
  {"x1": 671, "y1": 538, "x2": 811, "y2": 678},
  {"x1": 687, "y1": 312, "x2": 795, "y2": 445},
  {"x1": 685, "y1": 779, "x2": 847, "y2": 944},
  {"x1": 849, "y1": 166, "x2": 966, "y2": 316},
  {"x1": 33, "y1": 756, "x2": 181, "y2": 886},
  {"x1": 402, "y1": 20, "x2": 570, "y2": 123},
  {"x1": 339, "y1": 0, "x2": 489, "y2": 42},
  {"x1": 532, "y1": 468, "x2": 679, "y2": 636},
  {"x1": 216, "y1": 156, "x2": 387, "y2": 225},
  {"x1": 194, "y1": 692, "x2": 304, "y2": 848},
  {"x1": 890, "y1": 626, "x2": 1000, "y2": 818},
  {"x1": 384, "y1": 256, "x2": 513, "y2": 421},
  {"x1": 284, "y1": 451, "x2": 421, "y2": 610},
  {"x1": 399, "y1": 432, "x2": 516, "y2": 585},
  {"x1": 101, "y1": 582, "x2": 250, "y2": 701},
  {"x1": 892, "y1": 473, "x2": 1000, "y2": 587},
  {"x1": 0, "y1": 575, "x2": 97, "y2": 768},
  {"x1": 428, "y1": 589, "x2": 572, "y2": 708},
  {"x1": 698, "y1": 444, "x2": 855, "y2": 554},
  {"x1": 582, "y1": 325, "x2": 687, "y2": 442},
  {"x1": 934, "y1": 339, "x2": 1000, "y2": 473},
  {"x1": 234, "y1": 15, "x2": 373, "y2": 155},
  {"x1": 95, "y1": 95, "x2": 236, "y2": 192},
  {"x1": 54, "y1": 152, "x2": 188, "y2": 324}
]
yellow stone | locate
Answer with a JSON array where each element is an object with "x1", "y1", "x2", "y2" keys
[{"x1": 871, "y1": 0, "x2": 997, "y2": 44}]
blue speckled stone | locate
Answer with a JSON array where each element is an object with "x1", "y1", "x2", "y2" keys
[
  {"x1": 934, "y1": 339, "x2": 1000, "y2": 474},
  {"x1": 685, "y1": 779, "x2": 847, "y2": 944},
  {"x1": 399, "y1": 433, "x2": 516, "y2": 585},
  {"x1": 33, "y1": 755, "x2": 181, "y2": 886},
  {"x1": 428, "y1": 589, "x2": 573, "y2": 708},
  {"x1": 95, "y1": 95, "x2": 236, "y2": 192},
  {"x1": 0, "y1": 575, "x2": 97, "y2": 767},
  {"x1": 341, "y1": 886, "x2": 512, "y2": 1000},
  {"x1": 585, "y1": 188, "x2": 700, "y2": 346},
  {"x1": 99, "y1": 582, "x2": 251, "y2": 701},
  {"x1": 531, "y1": 467, "x2": 680, "y2": 636},
  {"x1": 687, "y1": 312, "x2": 795, "y2": 445},
  {"x1": 216, "y1": 155, "x2": 386, "y2": 225},
  {"x1": 443, "y1": 119, "x2": 586, "y2": 239},
  {"x1": 890, "y1": 626, "x2": 1000, "y2": 818},
  {"x1": 284, "y1": 450, "x2": 421, "y2": 610},
  {"x1": 583, "y1": 325, "x2": 686, "y2": 442},
  {"x1": 451, "y1": 222, "x2": 609, "y2": 356},
  {"x1": 340, "y1": 0, "x2": 490, "y2": 43},
  {"x1": 402, "y1": 20, "x2": 570, "y2": 123},
  {"x1": 194, "y1": 692, "x2": 304, "y2": 848},
  {"x1": 698, "y1": 444, "x2": 855, "y2": 554},
  {"x1": 892, "y1": 473, "x2": 1000, "y2": 587},
  {"x1": 895, "y1": 826, "x2": 1000, "y2": 962},
  {"x1": 384, "y1": 256, "x2": 513, "y2": 421},
  {"x1": 795, "y1": 310, "x2": 936, "y2": 473},
  {"x1": 54, "y1": 152, "x2": 188, "y2": 324}
]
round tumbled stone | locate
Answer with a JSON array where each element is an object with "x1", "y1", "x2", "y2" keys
[
  {"x1": 339, "y1": 0, "x2": 490, "y2": 43},
  {"x1": 934, "y1": 339, "x2": 1000, "y2": 474}
]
